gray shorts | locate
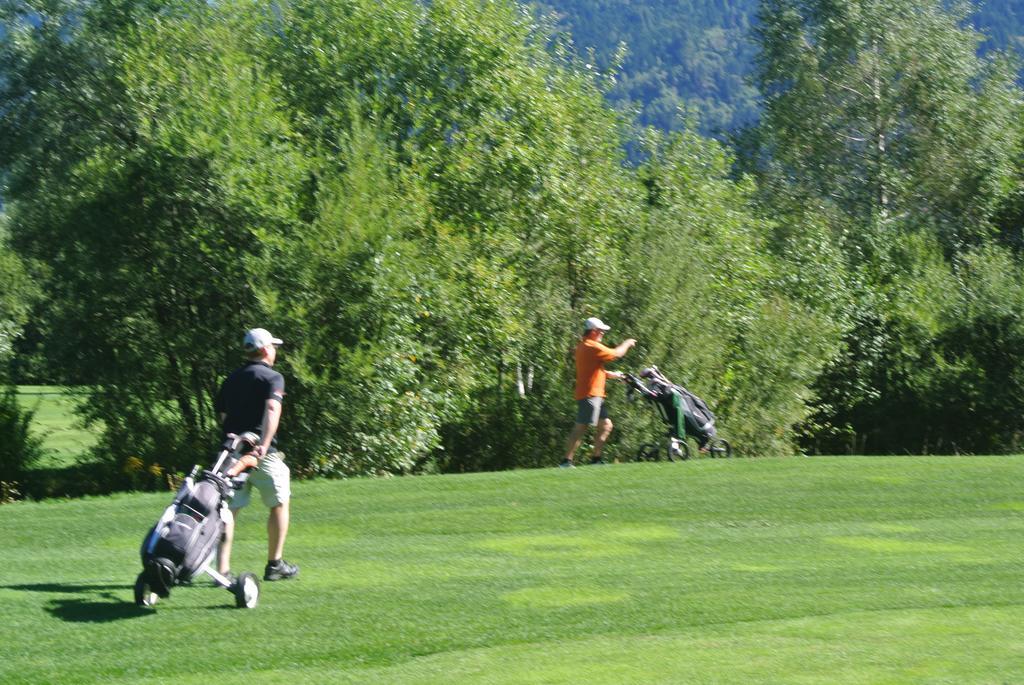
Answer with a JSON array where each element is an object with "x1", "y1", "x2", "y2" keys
[
  {"x1": 230, "y1": 450, "x2": 291, "y2": 509},
  {"x1": 575, "y1": 397, "x2": 609, "y2": 426}
]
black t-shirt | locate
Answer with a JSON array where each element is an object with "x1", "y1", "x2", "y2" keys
[{"x1": 214, "y1": 361, "x2": 285, "y2": 444}]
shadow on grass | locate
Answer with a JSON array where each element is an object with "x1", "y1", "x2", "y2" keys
[
  {"x1": 46, "y1": 597, "x2": 151, "y2": 622},
  {"x1": 1, "y1": 582, "x2": 150, "y2": 623},
  {"x1": 206, "y1": 604, "x2": 240, "y2": 611},
  {"x1": 2, "y1": 582, "x2": 130, "y2": 594}
]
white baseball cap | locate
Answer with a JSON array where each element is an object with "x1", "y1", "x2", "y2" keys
[
  {"x1": 243, "y1": 327, "x2": 283, "y2": 352},
  {"x1": 584, "y1": 317, "x2": 611, "y2": 331}
]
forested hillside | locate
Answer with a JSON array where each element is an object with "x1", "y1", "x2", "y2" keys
[
  {"x1": 540, "y1": 0, "x2": 1024, "y2": 134},
  {"x1": 535, "y1": 0, "x2": 760, "y2": 134},
  {"x1": 976, "y1": 0, "x2": 1024, "y2": 51}
]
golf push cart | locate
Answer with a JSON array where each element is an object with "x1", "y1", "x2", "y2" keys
[
  {"x1": 134, "y1": 432, "x2": 262, "y2": 609},
  {"x1": 624, "y1": 366, "x2": 732, "y2": 461}
]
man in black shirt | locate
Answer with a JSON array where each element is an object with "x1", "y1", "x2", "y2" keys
[{"x1": 215, "y1": 327, "x2": 298, "y2": 582}]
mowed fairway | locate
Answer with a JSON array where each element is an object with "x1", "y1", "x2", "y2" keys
[
  {"x1": 16, "y1": 386, "x2": 98, "y2": 468},
  {"x1": 1, "y1": 457, "x2": 1023, "y2": 684}
]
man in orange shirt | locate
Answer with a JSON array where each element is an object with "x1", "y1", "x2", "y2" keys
[{"x1": 560, "y1": 317, "x2": 637, "y2": 467}]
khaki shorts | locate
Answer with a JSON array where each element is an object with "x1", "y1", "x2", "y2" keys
[{"x1": 231, "y1": 451, "x2": 291, "y2": 509}]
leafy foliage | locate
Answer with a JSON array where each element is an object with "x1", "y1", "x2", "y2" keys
[
  {"x1": 0, "y1": 385, "x2": 44, "y2": 489},
  {"x1": 614, "y1": 129, "x2": 838, "y2": 455},
  {"x1": 0, "y1": 220, "x2": 38, "y2": 367},
  {"x1": 0, "y1": 0, "x2": 833, "y2": 485},
  {"x1": 753, "y1": 0, "x2": 1024, "y2": 454},
  {"x1": 3, "y1": 0, "x2": 1024, "y2": 494},
  {"x1": 1, "y1": 0, "x2": 306, "y2": 478},
  {"x1": 756, "y1": 0, "x2": 1019, "y2": 247}
]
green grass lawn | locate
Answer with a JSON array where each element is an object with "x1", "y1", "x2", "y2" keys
[
  {"x1": 1, "y1": 457, "x2": 1023, "y2": 683},
  {"x1": 16, "y1": 386, "x2": 99, "y2": 468}
]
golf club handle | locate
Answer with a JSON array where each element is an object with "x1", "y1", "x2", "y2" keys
[{"x1": 624, "y1": 373, "x2": 657, "y2": 399}]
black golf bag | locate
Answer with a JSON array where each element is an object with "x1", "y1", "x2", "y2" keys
[
  {"x1": 628, "y1": 367, "x2": 717, "y2": 447},
  {"x1": 139, "y1": 469, "x2": 233, "y2": 595},
  {"x1": 135, "y1": 432, "x2": 262, "y2": 608}
]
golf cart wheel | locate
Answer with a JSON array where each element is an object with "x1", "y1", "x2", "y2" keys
[
  {"x1": 708, "y1": 438, "x2": 732, "y2": 458},
  {"x1": 134, "y1": 572, "x2": 159, "y2": 608},
  {"x1": 234, "y1": 572, "x2": 260, "y2": 609},
  {"x1": 636, "y1": 444, "x2": 661, "y2": 462},
  {"x1": 667, "y1": 440, "x2": 692, "y2": 462}
]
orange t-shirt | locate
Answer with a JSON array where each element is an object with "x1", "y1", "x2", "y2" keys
[{"x1": 575, "y1": 338, "x2": 619, "y2": 400}]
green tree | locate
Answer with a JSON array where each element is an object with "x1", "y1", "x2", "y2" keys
[
  {"x1": 928, "y1": 246, "x2": 1024, "y2": 453},
  {"x1": 0, "y1": 217, "x2": 38, "y2": 366},
  {"x1": 754, "y1": 0, "x2": 1024, "y2": 454},
  {"x1": 1, "y1": 0, "x2": 306, "y2": 482},
  {"x1": 614, "y1": 128, "x2": 839, "y2": 456},
  {"x1": 1, "y1": 0, "x2": 639, "y2": 477},
  {"x1": 2, "y1": 0, "x2": 877, "y2": 491},
  {"x1": 258, "y1": 0, "x2": 639, "y2": 472},
  {"x1": 755, "y1": 0, "x2": 1019, "y2": 250},
  {"x1": 0, "y1": 385, "x2": 44, "y2": 490},
  {"x1": 0, "y1": 219, "x2": 43, "y2": 496}
]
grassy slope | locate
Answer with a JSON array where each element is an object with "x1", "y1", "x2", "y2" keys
[
  {"x1": 16, "y1": 386, "x2": 98, "y2": 468},
  {"x1": 1, "y1": 457, "x2": 1022, "y2": 684}
]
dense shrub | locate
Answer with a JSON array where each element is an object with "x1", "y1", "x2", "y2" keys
[{"x1": 0, "y1": 386, "x2": 44, "y2": 496}]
